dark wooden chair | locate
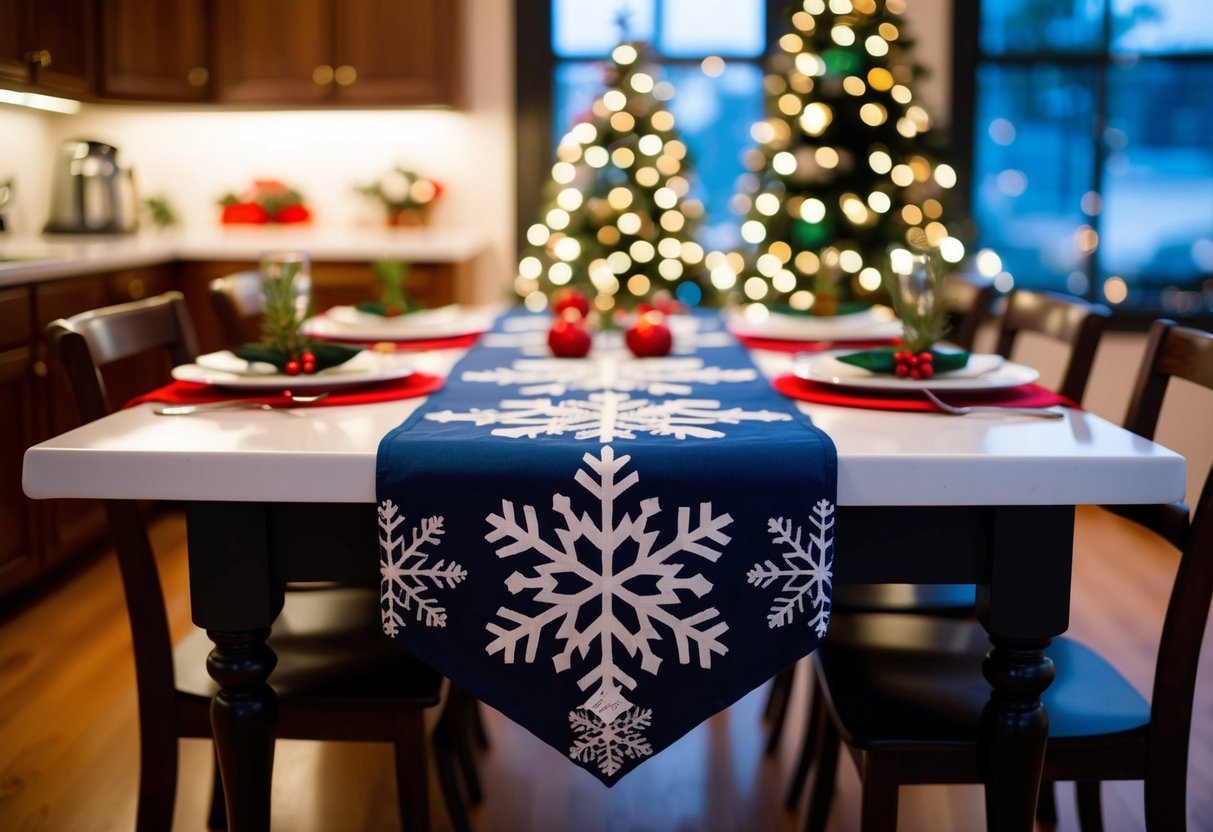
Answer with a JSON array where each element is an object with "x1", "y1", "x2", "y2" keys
[
  {"x1": 774, "y1": 288, "x2": 1111, "y2": 788},
  {"x1": 941, "y1": 271, "x2": 996, "y2": 351},
  {"x1": 799, "y1": 319, "x2": 1213, "y2": 832},
  {"x1": 208, "y1": 270, "x2": 264, "y2": 347},
  {"x1": 46, "y1": 291, "x2": 469, "y2": 831}
]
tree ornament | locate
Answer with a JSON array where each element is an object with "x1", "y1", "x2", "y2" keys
[
  {"x1": 552, "y1": 287, "x2": 591, "y2": 320},
  {"x1": 548, "y1": 312, "x2": 593, "y2": 358},
  {"x1": 625, "y1": 311, "x2": 673, "y2": 358}
]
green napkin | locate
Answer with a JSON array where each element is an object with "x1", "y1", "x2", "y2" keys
[
  {"x1": 836, "y1": 348, "x2": 970, "y2": 375},
  {"x1": 235, "y1": 342, "x2": 361, "y2": 373},
  {"x1": 354, "y1": 300, "x2": 417, "y2": 317}
]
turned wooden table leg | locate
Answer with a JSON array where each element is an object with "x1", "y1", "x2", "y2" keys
[
  {"x1": 207, "y1": 628, "x2": 278, "y2": 832},
  {"x1": 980, "y1": 636, "x2": 1054, "y2": 832}
]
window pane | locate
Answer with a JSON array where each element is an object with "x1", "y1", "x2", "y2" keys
[
  {"x1": 553, "y1": 61, "x2": 764, "y2": 251},
  {"x1": 659, "y1": 0, "x2": 764, "y2": 57},
  {"x1": 553, "y1": 0, "x2": 655, "y2": 57},
  {"x1": 1112, "y1": 0, "x2": 1213, "y2": 54},
  {"x1": 1101, "y1": 60, "x2": 1213, "y2": 311},
  {"x1": 980, "y1": 0, "x2": 1106, "y2": 55},
  {"x1": 971, "y1": 64, "x2": 1099, "y2": 292}
]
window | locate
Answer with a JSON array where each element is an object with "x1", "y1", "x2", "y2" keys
[
  {"x1": 963, "y1": 0, "x2": 1213, "y2": 316},
  {"x1": 518, "y1": 0, "x2": 775, "y2": 252}
]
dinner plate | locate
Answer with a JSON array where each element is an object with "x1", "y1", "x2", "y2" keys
[
  {"x1": 172, "y1": 349, "x2": 414, "y2": 390},
  {"x1": 303, "y1": 304, "x2": 494, "y2": 342},
  {"x1": 794, "y1": 351, "x2": 1040, "y2": 392},
  {"x1": 725, "y1": 305, "x2": 904, "y2": 342}
]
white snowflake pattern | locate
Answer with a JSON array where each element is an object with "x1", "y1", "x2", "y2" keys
[
  {"x1": 746, "y1": 499, "x2": 835, "y2": 637},
  {"x1": 482, "y1": 445, "x2": 731, "y2": 775},
  {"x1": 379, "y1": 500, "x2": 468, "y2": 635},
  {"x1": 426, "y1": 390, "x2": 790, "y2": 442},
  {"x1": 569, "y1": 706, "x2": 654, "y2": 777},
  {"x1": 462, "y1": 356, "x2": 756, "y2": 396}
]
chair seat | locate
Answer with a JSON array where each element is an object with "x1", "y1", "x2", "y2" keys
[
  {"x1": 175, "y1": 588, "x2": 443, "y2": 705},
  {"x1": 817, "y1": 613, "x2": 1150, "y2": 750}
]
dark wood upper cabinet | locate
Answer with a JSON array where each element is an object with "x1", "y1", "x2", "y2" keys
[
  {"x1": 99, "y1": 0, "x2": 211, "y2": 101},
  {"x1": 213, "y1": 0, "x2": 460, "y2": 106},
  {"x1": 0, "y1": 0, "x2": 92, "y2": 96}
]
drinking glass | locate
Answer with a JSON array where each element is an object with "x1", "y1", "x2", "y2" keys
[{"x1": 260, "y1": 250, "x2": 312, "y2": 322}]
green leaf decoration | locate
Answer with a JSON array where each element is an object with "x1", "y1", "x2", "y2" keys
[
  {"x1": 769, "y1": 301, "x2": 871, "y2": 317},
  {"x1": 365, "y1": 260, "x2": 412, "y2": 317},
  {"x1": 836, "y1": 348, "x2": 969, "y2": 375},
  {"x1": 235, "y1": 342, "x2": 361, "y2": 373}
]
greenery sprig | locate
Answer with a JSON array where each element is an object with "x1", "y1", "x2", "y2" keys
[{"x1": 882, "y1": 249, "x2": 950, "y2": 354}]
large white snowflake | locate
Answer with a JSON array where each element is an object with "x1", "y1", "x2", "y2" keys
[
  {"x1": 426, "y1": 390, "x2": 790, "y2": 442},
  {"x1": 461, "y1": 356, "x2": 757, "y2": 397},
  {"x1": 379, "y1": 500, "x2": 468, "y2": 635},
  {"x1": 746, "y1": 499, "x2": 835, "y2": 637},
  {"x1": 482, "y1": 445, "x2": 731, "y2": 775}
]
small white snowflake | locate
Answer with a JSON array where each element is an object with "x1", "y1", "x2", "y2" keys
[
  {"x1": 747, "y1": 499, "x2": 835, "y2": 637},
  {"x1": 426, "y1": 390, "x2": 790, "y2": 442},
  {"x1": 569, "y1": 705, "x2": 654, "y2": 777},
  {"x1": 379, "y1": 500, "x2": 468, "y2": 635},
  {"x1": 462, "y1": 356, "x2": 757, "y2": 397}
]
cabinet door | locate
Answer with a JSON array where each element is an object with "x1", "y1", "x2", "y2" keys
[
  {"x1": 213, "y1": 0, "x2": 333, "y2": 103},
  {"x1": 334, "y1": 0, "x2": 460, "y2": 106},
  {"x1": 99, "y1": 0, "x2": 211, "y2": 101},
  {"x1": 26, "y1": 0, "x2": 93, "y2": 98},
  {"x1": 0, "y1": 0, "x2": 32, "y2": 86},
  {"x1": 0, "y1": 347, "x2": 40, "y2": 597}
]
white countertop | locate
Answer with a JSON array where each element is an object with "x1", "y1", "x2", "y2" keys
[
  {"x1": 0, "y1": 226, "x2": 488, "y2": 288},
  {"x1": 22, "y1": 347, "x2": 1186, "y2": 508}
]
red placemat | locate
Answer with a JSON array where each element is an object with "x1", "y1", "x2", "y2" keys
[
  {"x1": 124, "y1": 372, "x2": 445, "y2": 409},
  {"x1": 734, "y1": 335, "x2": 899, "y2": 354},
  {"x1": 772, "y1": 374, "x2": 1078, "y2": 412}
]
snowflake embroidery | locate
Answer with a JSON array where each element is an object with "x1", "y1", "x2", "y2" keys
[
  {"x1": 569, "y1": 706, "x2": 654, "y2": 777},
  {"x1": 462, "y1": 356, "x2": 756, "y2": 397},
  {"x1": 426, "y1": 390, "x2": 790, "y2": 442},
  {"x1": 483, "y1": 445, "x2": 731, "y2": 775},
  {"x1": 746, "y1": 499, "x2": 835, "y2": 637},
  {"x1": 378, "y1": 500, "x2": 468, "y2": 635}
]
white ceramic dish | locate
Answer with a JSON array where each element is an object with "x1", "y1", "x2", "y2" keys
[
  {"x1": 172, "y1": 349, "x2": 414, "y2": 390},
  {"x1": 304, "y1": 304, "x2": 494, "y2": 342},
  {"x1": 794, "y1": 351, "x2": 1040, "y2": 392},
  {"x1": 726, "y1": 306, "x2": 904, "y2": 342}
]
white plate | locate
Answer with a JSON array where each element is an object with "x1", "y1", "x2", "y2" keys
[
  {"x1": 794, "y1": 351, "x2": 1040, "y2": 392},
  {"x1": 726, "y1": 306, "x2": 904, "y2": 342},
  {"x1": 304, "y1": 304, "x2": 494, "y2": 342},
  {"x1": 172, "y1": 349, "x2": 414, "y2": 390}
]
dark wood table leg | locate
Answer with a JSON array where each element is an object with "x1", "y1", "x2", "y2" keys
[
  {"x1": 206, "y1": 628, "x2": 278, "y2": 832},
  {"x1": 978, "y1": 505, "x2": 1074, "y2": 832}
]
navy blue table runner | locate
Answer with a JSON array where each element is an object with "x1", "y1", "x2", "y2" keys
[{"x1": 377, "y1": 312, "x2": 837, "y2": 784}]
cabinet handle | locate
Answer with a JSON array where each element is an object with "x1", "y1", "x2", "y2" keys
[
  {"x1": 126, "y1": 278, "x2": 146, "y2": 300},
  {"x1": 33, "y1": 360, "x2": 48, "y2": 378},
  {"x1": 335, "y1": 65, "x2": 357, "y2": 86},
  {"x1": 312, "y1": 64, "x2": 334, "y2": 85},
  {"x1": 25, "y1": 49, "x2": 51, "y2": 67},
  {"x1": 187, "y1": 66, "x2": 209, "y2": 87}
]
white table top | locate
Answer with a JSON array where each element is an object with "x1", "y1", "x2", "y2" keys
[{"x1": 22, "y1": 346, "x2": 1186, "y2": 508}]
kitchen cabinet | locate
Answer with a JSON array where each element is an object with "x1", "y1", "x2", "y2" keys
[
  {"x1": 98, "y1": 0, "x2": 211, "y2": 101},
  {"x1": 0, "y1": 0, "x2": 93, "y2": 97},
  {"x1": 0, "y1": 286, "x2": 38, "y2": 598},
  {"x1": 213, "y1": 0, "x2": 460, "y2": 106}
]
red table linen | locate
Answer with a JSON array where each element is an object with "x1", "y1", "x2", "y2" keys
[
  {"x1": 772, "y1": 374, "x2": 1078, "y2": 412},
  {"x1": 124, "y1": 372, "x2": 445, "y2": 409}
]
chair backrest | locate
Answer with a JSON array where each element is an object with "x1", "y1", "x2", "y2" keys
[
  {"x1": 45, "y1": 292, "x2": 199, "y2": 743},
  {"x1": 209, "y1": 270, "x2": 264, "y2": 347},
  {"x1": 46, "y1": 291, "x2": 198, "y2": 423},
  {"x1": 940, "y1": 272, "x2": 996, "y2": 351},
  {"x1": 994, "y1": 288, "x2": 1110, "y2": 403},
  {"x1": 1121, "y1": 320, "x2": 1213, "y2": 783}
]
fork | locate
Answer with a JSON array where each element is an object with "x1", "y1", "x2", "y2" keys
[
  {"x1": 153, "y1": 392, "x2": 329, "y2": 416},
  {"x1": 921, "y1": 388, "x2": 1064, "y2": 419}
]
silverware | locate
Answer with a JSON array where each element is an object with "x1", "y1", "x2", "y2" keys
[
  {"x1": 922, "y1": 388, "x2": 1064, "y2": 419},
  {"x1": 153, "y1": 392, "x2": 329, "y2": 416}
]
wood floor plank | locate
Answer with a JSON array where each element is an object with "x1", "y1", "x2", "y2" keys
[{"x1": 0, "y1": 505, "x2": 1209, "y2": 831}]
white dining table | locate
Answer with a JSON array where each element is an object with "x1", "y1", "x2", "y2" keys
[{"x1": 22, "y1": 344, "x2": 1186, "y2": 832}]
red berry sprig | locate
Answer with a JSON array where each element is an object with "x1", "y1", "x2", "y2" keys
[
  {"x1": 893, "y1": 350, "x2": 935, "y2": 380},
  {"x1": 284, "y1": 350, "x2": 318, "y2": 376}
]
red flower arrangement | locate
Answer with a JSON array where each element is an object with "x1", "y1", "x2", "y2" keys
[{"x1": 219, "y1": 179, "x2": 312, "y2": 225}]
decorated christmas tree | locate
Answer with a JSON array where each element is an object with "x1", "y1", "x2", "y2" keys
[
  {"x1": 515, "y1": 41, "x2": 713, "y2": 316},
  {"x1": 728, "y1": 0, "x2": 966, "y2": 312}
]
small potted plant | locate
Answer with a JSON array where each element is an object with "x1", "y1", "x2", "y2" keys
[{"x1": 356, "y1": 166, "x2": 443, "y2": 227}]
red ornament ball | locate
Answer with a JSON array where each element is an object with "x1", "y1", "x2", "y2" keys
[
  {"x1": 551, "y1": 288, "x2": 591, "y2": 319},
  {"x1": 547, "y1": 317, "x2": 592, "y2": 358},
  {"x1": 625, "y1": 312, "x2": 673, "y2": 358},
  {"x1": 284, "y1": 359, "x2": 301, "y2": 376}
]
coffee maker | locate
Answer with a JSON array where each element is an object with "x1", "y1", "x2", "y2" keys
[{"x1": 44, "y1": 139, "x2": 139, "y2": 234}]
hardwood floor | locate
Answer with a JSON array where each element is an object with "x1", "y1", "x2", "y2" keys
[{"x1": 0, "y1": 505, "x2": 1209, "y2": 831}]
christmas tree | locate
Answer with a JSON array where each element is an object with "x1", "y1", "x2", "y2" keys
[
  {"x1": 728, "y1": 0, "x2": 965, "y2": 313},
  {"x1": 515, "y1": 41, "x2": 712, "y2": 316}
]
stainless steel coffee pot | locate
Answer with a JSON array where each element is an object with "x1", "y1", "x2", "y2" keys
[{"x1": 45, "y1": 140, "x2": 139, "y2": 234}]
